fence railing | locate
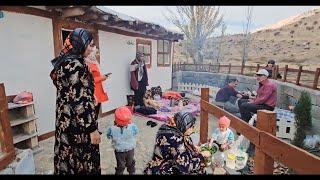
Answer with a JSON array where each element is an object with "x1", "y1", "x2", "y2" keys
[
  {"x1": 173, "y1": 63, "x2": 320, "y2": 90},
  {"x1": 0, "y1": 83, "x2": 15, "y2": 170},
  {"x1": 200, "y1": 88, "x2": 320, "y2": 174},
  {"x1": 177, "y1": 82, "x2": 220, "y2": 96}
]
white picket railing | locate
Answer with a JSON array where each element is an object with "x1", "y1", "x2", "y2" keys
[{"x1": 177, "y1": 82, "x2": 220, "y2": 97}]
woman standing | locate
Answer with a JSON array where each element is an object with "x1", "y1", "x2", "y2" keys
[
  {"x1": 144, "y1": 112, "x2": 209, "y2": 175},
  {"x1": 130, "y1": 51, "x2": 149, "y2": 106},
  {"x1": 50, "y1": 28, "x2": 101, "y2": 174},
  {"x1": 85, "y1": 46, "x2": 109, "y2": 119}
]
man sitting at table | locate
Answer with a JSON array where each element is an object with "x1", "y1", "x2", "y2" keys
[
  {"x1": 238, "y1": 69, "x2": 277, "y2": 122},
  {"x1": 215, "y1": 78, "x2": 247, "y2": 114}
]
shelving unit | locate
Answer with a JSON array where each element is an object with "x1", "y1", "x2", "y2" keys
[{"x1": 7, "y1": 99, "x2": 39, "y2": 150}]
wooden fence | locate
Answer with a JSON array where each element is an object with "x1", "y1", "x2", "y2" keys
[
  {"x1": 173, "y1": 63, "x2": 320, "y2": 90},
  {"x1": 200, "y1": 88, "x2": 320, "y2": 174},
  {"x1": 0, "y1": 83, "x2": 15, "y2": 170}
]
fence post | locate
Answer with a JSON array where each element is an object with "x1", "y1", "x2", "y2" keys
[
  {"x1": 254, "y1": 110, "x2": 276, "y2": 174},
  {"x1": 313, "y1": 68, "x2": 320, "y2": 89},
  {"x1": 200, "y1": 88, "x2": 209, "y2": 144},
  {"x1": 228, "y1": 63, "x2": 231, "y2": 74},
  {"x1": 241, "y1": 63, "x2": 245, "y2": 75},
  {"x1": 272, "y1": 66, "x2": 276, "y2": 79},
  {"x1": 296, "y1": 66, "x2": 303, "y2": 85},
  {"x1": 256, "y1": 64, "x2": 260, "y2": 72},
  {"x1": 283, "y1": 65, "x2": 288, "y2": 82},
  {"x1": 218, "y1": 63, "x2": 220, "y2": 73},
  {"x1": 0, "y1": 84, "x2": 14, "y2": 154},
  {"x1": 275, "y1": 65, "x2": 279, "y2": 79}
]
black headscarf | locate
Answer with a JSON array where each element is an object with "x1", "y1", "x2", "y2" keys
[
  {"x1": 173, "y1": 112, "x2": 196, "y2": 134},
  {"x1": 51, "y1": 28, "x2": 93, "y2": 70}
]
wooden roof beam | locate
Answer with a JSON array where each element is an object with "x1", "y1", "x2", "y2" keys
[
  {"x1": 61, "y1": 7, "x2": 86, "y2": 18},
  {"x1": 76, "y1": 11, "x2": 99, "y2": 22}
]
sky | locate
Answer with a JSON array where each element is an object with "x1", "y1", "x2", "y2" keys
[{"x1": 104, "y1": 6, "x2": 320, "y2": 36}]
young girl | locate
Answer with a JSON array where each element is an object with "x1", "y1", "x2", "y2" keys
[
  {"x1": 106, "y1": 106, "x2": 139, "y2": 175},
  {"x1": 209, "y1": 116, "x2": 235, "y2": 152},
  {"x1": 85, "y1": 46, "x2": 109, "y2": 119}
]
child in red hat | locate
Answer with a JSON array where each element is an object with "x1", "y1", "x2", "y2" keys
[
  {"x1": 208, "y1": 116, "x2": 235, "y2": 152},
  {"x1": 106, "y1": 106, "x2": 139, "y2": 175}
]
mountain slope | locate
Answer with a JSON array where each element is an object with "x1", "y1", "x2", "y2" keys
[{"x1": 174, "y1": 8, "x2": 320, "y2": 70}]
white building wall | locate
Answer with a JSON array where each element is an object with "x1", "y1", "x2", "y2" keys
[
  {"x1": 0, "y1": 11, "x2": 174, "y2": 134},
  {"x1": 98, "y1": 31, "x2": 173, "y2": 113},
  {"x1": 0, "y1": 11, "x2": 55, "y2": 135}
]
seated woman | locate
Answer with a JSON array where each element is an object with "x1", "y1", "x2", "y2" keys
[
  {"x1": 143, "y1": 90, "x2": 161, "y2": 109},
  {"x1": 144, "y1": 112, "x2": 210, "y2": 175},
  {"x1": 265, "y1": 59, "x2": 282, "y2": 79}
]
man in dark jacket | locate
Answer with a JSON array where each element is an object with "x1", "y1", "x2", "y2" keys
[{"x1": 130, "y1": 51, "x2": 149, "y2": 106}]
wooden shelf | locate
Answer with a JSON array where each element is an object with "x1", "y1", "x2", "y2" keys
[
  {"x1": 13, "y1": 132, "x2": 38, "y2": 144},
  {"x1": 8, "y1": 102, "x2": 34, "y2": 110},
  {"x1": 10, "y1": 115, "x2": 37, "y2": 127}
]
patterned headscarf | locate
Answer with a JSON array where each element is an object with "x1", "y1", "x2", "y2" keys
[
  {"x1": 173, "y1": 112, "x2": 196, "y2": 134},
  {"x1": 136, "y1": 51, "x2": 145, "y2": 81},
  {"x1": 51, "y1": 28, "x2": 93, "y2": 70}
]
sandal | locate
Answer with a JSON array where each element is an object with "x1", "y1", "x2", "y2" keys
[
  {"x1": 150, "y1": 121, "x2": 157, "y2": 127},
  {"x1": 146, "y1": 120, "x2": 153, "y2": 126}
]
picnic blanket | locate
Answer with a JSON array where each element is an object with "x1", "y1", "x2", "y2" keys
[{"x1": 134, "y1": 98, "x2": 200, "y2": 122}]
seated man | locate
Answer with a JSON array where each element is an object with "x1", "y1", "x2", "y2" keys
[
  {"x1": 215, "y1": 78, "x2": 246, "y2": 113},
  {"x1": 238, "y1": 69, "x2": 277, "y2": 122}
]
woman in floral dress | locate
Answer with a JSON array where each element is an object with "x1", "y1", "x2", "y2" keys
[
  {"x1": 144, "y1": 112, "x2": 209, "y2": 174},
  {"x1": 50, "y1": 28, "x2": 101, "y2": 174}
]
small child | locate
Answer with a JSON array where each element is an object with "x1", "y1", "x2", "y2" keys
[
  {"x1": 209, "y1": 116, "x2": 235, "y2": 151},
  {"x1": 106, "y1": 106, "x2": 139, "y2": 175}
]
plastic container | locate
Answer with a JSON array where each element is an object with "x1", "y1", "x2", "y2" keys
[
  {"x1": 226, "y1": 153, "x2": 236, "y2": 169},
  {"x1": 235, "y1": 148, "x2": 248, "y2": 170},
  {"x1": 212, "y1": 151, "x2": 225, "y2": 168}
]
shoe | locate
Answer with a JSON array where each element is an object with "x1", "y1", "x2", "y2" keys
[
  {"x1": 150, "y1": 121, "x2": 157, "y2": 127},
  {"x1": 146, "y1": 120, "x2": 153, "y2": 126}
]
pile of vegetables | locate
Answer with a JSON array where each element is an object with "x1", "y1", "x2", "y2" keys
[
  {"x1": 201, "y1": 144, "x2": 218, "y2": 155},
  {"x1": 200, "y1": 143, "x2": 218, "y2": 166}
]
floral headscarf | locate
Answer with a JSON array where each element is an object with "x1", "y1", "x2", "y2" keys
[{"x1": 51, "y1": 28, "x2": 93, "y2": 70}]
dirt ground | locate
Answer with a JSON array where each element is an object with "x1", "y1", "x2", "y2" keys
[{"x1": 33, "y1": 114, "x2": 220, "y2": 174}]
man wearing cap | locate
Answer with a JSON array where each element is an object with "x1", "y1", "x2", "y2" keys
[
  {"x1": 238, "y1": 69, "x2": 277, "y2": 122},
  {"x1": 130, "y1": 51, "x2": 149, "y2": 107}
]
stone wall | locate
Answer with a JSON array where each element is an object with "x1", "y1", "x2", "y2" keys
[{"x1": 172, "y1": 71, "x2": 320, "y2": 134}]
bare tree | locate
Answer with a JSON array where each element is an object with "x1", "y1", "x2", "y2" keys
[
  {"x1": 216, "y1": 22, "x2": 227, "y2": 63},
  {"x1": 241, "y1": 6, "x2": 253, "y2": 66},
  {"x1": 167, "y1": 6, "x2": 223, "y2": 64}
]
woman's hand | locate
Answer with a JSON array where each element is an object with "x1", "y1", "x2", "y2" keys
[
  {"x1": 194, "y1": 145, "x2": 201, "y2": 153},
  {"x1": 90, "y1": 130, "x2": 101, "y2": 145},
  {"x1": 201, "y1": 150, "x2": 211, "y2": 158}
]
